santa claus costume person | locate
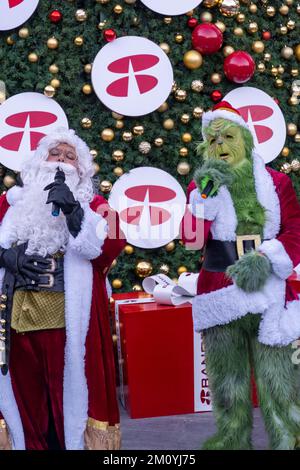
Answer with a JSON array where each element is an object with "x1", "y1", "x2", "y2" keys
[{"x1": 0, "y1": 128, "x2": 125, "y2": 450}]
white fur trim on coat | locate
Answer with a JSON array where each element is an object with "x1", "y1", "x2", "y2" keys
[
  {"x1": 202, "y1": 110, "x2": 250, "y2": 138},
  {"x1": 6, "y1": 186, "x2": 23, "y2": 207},
  {"x1": 68, "y1": 204, "x2": 107, "y2": 260},
  {"x1": 258, "y1": 300, "x2": 300, "y2": 347},
  {"x1": 258, "y1": 239, "x2": 293, "y2": 280}
]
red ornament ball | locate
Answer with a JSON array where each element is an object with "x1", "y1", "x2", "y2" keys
[
  {"x1": 262, "y1": 31, "x2": 271, "y2": 40},
  {"x1": 211, "y1": 90, "x2": 223, "y2": 102},
  {"x1": 104, "y1": 29, "x2": 117, "y2": 42},
  {"x1": 192, "y1": 23, "x2": 223, "y2": 55},
  {"x1": 49, "y1": 10, "x2": 62, "y2": 23},
  {"x1": 187, "y1": 18, "x2": 198, "y2": 29},
  {"x1": 224, "y1": 51, "x2": 255, "y2": 84}
]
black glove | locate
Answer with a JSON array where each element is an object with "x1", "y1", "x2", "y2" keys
[
  {"x1": 44, "y1": 180, "x2": 84, "y2": 237},
  {"x1": 0, "y1": 243, "x2": 51, "y2": 284}
]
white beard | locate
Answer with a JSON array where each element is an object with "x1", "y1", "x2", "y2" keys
[{"x1": 7, "y1": 162, "x2": 81, "y2": 257}]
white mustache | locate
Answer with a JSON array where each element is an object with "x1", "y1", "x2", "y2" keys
[{"x1": 40, "y1": 160, "x2": 78, "y2": 175}]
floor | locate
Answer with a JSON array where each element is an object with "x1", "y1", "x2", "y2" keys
[{"x1": 120, "y1": 405, "x2": 269, "y2": 450}]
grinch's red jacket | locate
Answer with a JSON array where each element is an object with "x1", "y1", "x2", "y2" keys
[
  {"x1": 0, "y1": 188, "x2": 126, "y2": 449},
  {"x1": 184, "y1": 153, "x2": 300, "y2": 347}
]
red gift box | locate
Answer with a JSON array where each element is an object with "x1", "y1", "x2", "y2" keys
[
  {"x1": 113, "y1": 292, "x2": 212, "y2": 419},
  {"x1": 289, "y1": 271, "x2": 300, "y2": 293}
]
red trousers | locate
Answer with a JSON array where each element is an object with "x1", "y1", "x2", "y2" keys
[{"x1": 9, "y1": 328, "x2": 66, "y2": 450}]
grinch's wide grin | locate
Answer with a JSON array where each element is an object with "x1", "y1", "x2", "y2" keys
[{"x1": 219, "y1": 153, "x2": 229, "y2": 160}]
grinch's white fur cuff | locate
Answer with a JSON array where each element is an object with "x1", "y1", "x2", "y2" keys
[
  {"x1": 258, "y1": 239, "x2": 293, "y2": 280},
  {"x1": 259, "y1": 300, "x2": 300, "y2": 347},
  {"x1": 68, "y1": 204, "x2": 107, "y2": 260}
]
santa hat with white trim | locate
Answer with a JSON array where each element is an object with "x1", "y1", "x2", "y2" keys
[{"x1": 202, "y1": 101, "x2": 251, "y2": 139}]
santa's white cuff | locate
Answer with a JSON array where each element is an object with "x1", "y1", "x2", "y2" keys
[
  {"x1": 6, "y1": 186, "x2": 23, "y2": 206},
  {"x1": 258, "y1": 238, "x2": 293, "y2": 280},
  {"x1": 68, "y1": 204, "x2": 107, "y2": 260}
]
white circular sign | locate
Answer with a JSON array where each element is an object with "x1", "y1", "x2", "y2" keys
[
  {"x1": 140, "y1": 0, "x2": 203, "y2": 15},
  {"x1": 0, "y1": 0, "x2": 39, "y2": 31},
  {"x1": 109, "y1": 167, "x2": 186, "y2": 249},
  {"x1": 0, "y1": 92, "x2": 69, "y2": 171},
  {"x1": 224, "y1": 87, "x2": 286, "y2": 163},
  {"x1": 91, "y1": 36, "x2": 174, "y2": 116}
]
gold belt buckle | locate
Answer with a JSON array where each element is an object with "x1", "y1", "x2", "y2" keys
[
  {"x1": 45, "y1": 258, "x2": 56, "y2": 273},
  {"x1": 38, "y1": 273, "x2": 54, "y2": 288},
  {"x1": 236, "y1": 234, "x2": 261, "y2": 259}
]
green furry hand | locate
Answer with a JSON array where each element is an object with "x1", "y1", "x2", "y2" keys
[
  {"x1": 194, "y1": 159, "x2": 234, "y2": 198},
  {"x1": 226, "y1": 250, "x2": 271, "y2": 293}
]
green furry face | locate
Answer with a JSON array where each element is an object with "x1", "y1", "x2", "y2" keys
[{"x1": 200, "y1": 118, "x2": 253, "y2": 168}]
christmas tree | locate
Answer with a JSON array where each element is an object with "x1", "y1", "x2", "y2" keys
[{"x1": 0, "y1": 0, "x2": 299, "y2": 292}]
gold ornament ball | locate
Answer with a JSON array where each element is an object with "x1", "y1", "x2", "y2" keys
[
  {"x1": 81, "y1": 117, "x2": 92, "y2": 129},
  {"x1": 294, "y1": 133, "x2": 300, "y2": 143},
  {"x1": 100, "y1": 180, "x2": 113, "y2": 193},
  {"x1": 271, "y1": 66, "x2": 278, "y2": 76},
  {"x1": 177, "y1": 266, "x2": 188, "y2": 275},
  {"x1": 28, "y1": 53, "x2": 38, "y2": 63},
  {"x1": 49, "y1": 63, "x2": 59, "y2": 74},
  {"x1": 203, "y1": 0, "x2": 219, "y2": 7},
  {"x1": 139, "y1": 141, "x2": 151, "y2": 154},
  {"x1": 44, "y1": 85, "x2": 55, "y2": 98},
  {"x1": 288, "y1": 96, "x2": 298, "y2": 106},
  {"x1": 248, "y1": 3, "x2": 258, "y2": 13},
  {"x1": 175, "y1": 89, "x2": 187, "y2": 102},
  {"x1": 157, "y1": 102, "x2": 169, "y2": 112},
  {"x1": 132, "y1": 284, "x2": 143, "y2": 292},
  {"x1": 113, "y1": 167, "x2": 124, "y2": 177},
  {"x1": 291, "y1": 68, "x2": 299, "y2": 77},
  {"x1": 115, "y1": 120, "x2": 124, "y2": 129},
  {"x1": 279, "y1": 5, "x2": 289, "y2": 15},
  {"x1": 159, "y1": 264, "x2": 170, "y2": 275},
  {"x1": 133, "y1": 125, "x2": 144, "y2": 136},
  {"x1": 275, "y1": 78, "x2": 284, "y2": 88},
  {"x1": 285, "y1": 0, "x2": 294, "y2": 5},
  {"x1": 215, "y1": 21, "x2": 226, "y2": 33},
  {"x1": 278, "y1": 65, "x2": 285, "y2": 74},
  {"x1": 75, "y1": 9, "x2": 87, "y2": 21},
  {"x1": 122, "y1": 131, "x2": 133, "y2": 142},
  {"x1": 236, "y1": 13, "x2": 245, "y2": 23},
  {"x1": 193, "y1": 107, "x2": 204, "y2": 118},
  {"x1": 248, "y1": 22, "x2": 258, "y2": 34},
  {"x1": 287, "y1": 20, "x2": 295, "y2": 30},
  {"x1": 112, "y1": 111, "x2": 124, "y2": 120},
  {"x1": 219, "y1": 0, "x2": 240, "y2": 17},
  {"x1": 163, "y1": 119, "x2": 175, "y2": 130},
  {"x1": 125, "y1": 0, "x2": 137, "y2": 3},
  {"x1": 234, "y1": 27, "x2": 244, "y2": 37},
  {"x1": 18, "y1": 27, "x2": 29, "y2": 39},
  {"x1": 112, "y1": 150, "x2": 125, "y2": 161},
  {"x1": 252, "y1": 41, "x2": 265, "y2": 53},
  {"x1": 47, "y1": 37, "x2": 59, "y2": 49},
  {"x1": 154, "y1": 137, "x2": 164, "y2": 147},
  {"x1": 257, "y1": 62, "x2": 266, "y2": 73},
  {"x1": 172, "y1": 81, "x2": 178, "y2": 93},
  {"x1": 165, "y1": 241, "x2": 175, "y2": 252},
  {"x1": 6, "y1": 36, "x2": 15, "y2": 45},
  {"x1": 291, "y1": 159, "x2": 300, "y2": 172},
  {"x1": 124, "y1": 245, "x2": 134, "y2": 255},
  {"x1": 160, "y1": 43, "x2": 170, "y2": 54},
  {"x1": 90, "y1": 149, "x2": 98, "y2": 159},
  {"x1": 175, "y1": 34, "x2": 184, "y2": 44},
  {"x1": 200, "y1": 12, "x2": 213, "y2": 22},
  {"x1": 182, "y1": 133, "x2": 192, "y2": 143},
  {"x1": 211, "y1": 72, "x2": 222, "y2": 84},
  {"x1": 135, "y1": 261, "x2": 153, "y2": 278},
  {"x1": 183, "y1": 50, "x2": 203, "y2": 70},
  {"x1": 295, "y1": 45, "x2": 300, "y2": 61},
  {"x1": 74, "y1": 36, "x2": 84, "y2": 46},
  {"x1": 266, "y1": 6, "x2": 276, "y2": 17},
  {"x1": 101, "y1": 128, "x2": 115, "y2": 142},
  {"x1": 112, "y1": 279, "x2": 122, "y2": 289},
  {"x1": 264, "y1": 52, "x2": 271, "y2": 62},
  {"x1": 163, "y1": 17, "x2": 172, "y2": 25},
  {"x1": 98, "y1": 21, "x2": 107, "y2": 30},
  {"x1": 50, "y1": 78, "x2": 60, "y2": 89},
  {"x1": 191, "y1": 80, "x2": 204, "y2": 92},
  {"x1": 177, "y1": 161, "x2": 191, "y2": 175},
  {"x1": 281, "y1": 163, "x2": 291, "y2": 174},
  {"x1": 179, "y1": 147, "x2": 189, "y2": 157},
  {"x1": 82, "y1": 84, "x2": 93, "y2": 95},
  {"x1": 181, "y1": 114, "x2": 190, "y2": 124},
  {"x1": 281, "y1": 147, "x2": 290, "y2": 157},
  {"x1": 114, "y1": 4, "x2": 123, "y2": 14},
  {"x1": 281, "y1": 46, "x2": 294, "y2": 59},
  {"x1": 3, "y1": 175, "x2": 16, "y2": 188},
  {"x1": 287, "y1": 123, "x2": 297, "y2": 136},
  {"x1": 93, "y1": 163, "x2": 100, "y2": 175},
  {"x1": 223, "y1": 45, "x2": 235, "y2": 57},
  {"x1": 84, "y1": 64, "x2": 92, "y2": 73},
  {"x1": 280, "y1": 26, "x2": 288, "y2": 35}
]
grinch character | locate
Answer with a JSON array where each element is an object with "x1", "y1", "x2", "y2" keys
[{"x1": 185, "y1": 101, "x2": 300, "y2": 450}]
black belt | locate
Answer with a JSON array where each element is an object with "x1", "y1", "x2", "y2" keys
[
  {"x1": 14, "y1": 255, "x2": 64, "y2": 293},
  {"x1": 202, "y1": 235, "x2": 263, "y2": 272}
]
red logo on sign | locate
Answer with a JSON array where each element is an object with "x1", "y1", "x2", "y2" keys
[
  {"x1": 238, "y1": 105, "x2": 274, "y2": 144},
  {"x1": 8, "y1": 0, "x2": 24, "y2": 7},
  {"x1": 200, "y1": 390, "x2": 211, "y2": 405},
  {"x1": 120, "y1": 185, "x2": 176, "y2": 226},
  {"x1": 106, "y1": 55, "x2": 160, "y2": 97},
  {"x1": 0, "y1": 111, "x2": 57, "y2": 151}
]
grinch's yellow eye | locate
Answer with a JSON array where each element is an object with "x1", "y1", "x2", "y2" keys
[{"x1": 210, "y1": 138, "x2": 216, "y2": 144}]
